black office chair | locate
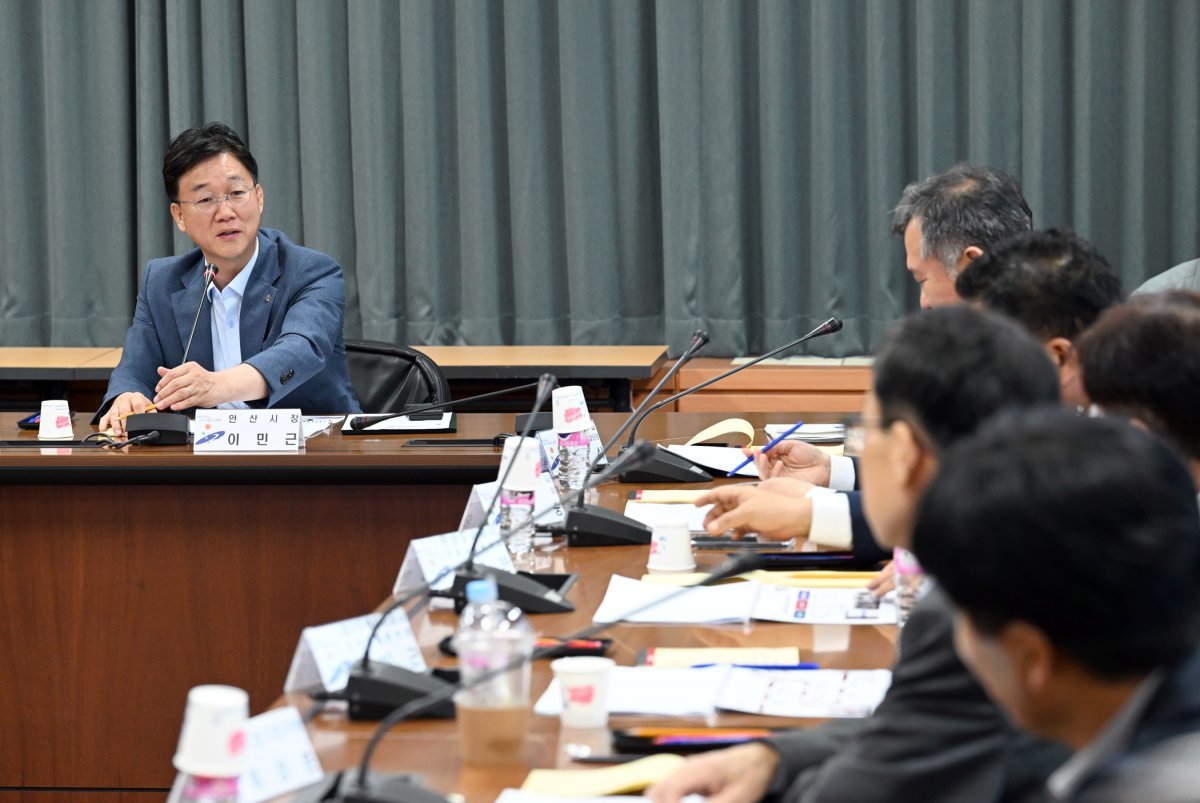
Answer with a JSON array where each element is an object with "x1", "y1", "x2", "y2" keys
[{"x1": 345, "y1": 340, "x2": 452, "y2": 413}]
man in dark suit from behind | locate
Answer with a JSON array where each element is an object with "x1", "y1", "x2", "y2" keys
[{"x1": 915, "y1": 410, "x2": 1200, "y2": 801}]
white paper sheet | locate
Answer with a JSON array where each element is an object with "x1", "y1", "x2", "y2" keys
[
  {"x1": 751, "y1": 584, "x2": 898, "y2": 625},
  {"x1": 592, "y1": 576, "x2": 893, "y2": 627},
  {"x1": 716, "y1": 667, "x2": 892, "y2": 718},
  {"x1": 764, "y1": 423, "x2": 846, "y2": 443},
  {"x1": 664, "y1": 445, "x2": 759, "y2": 477},
  {"x1": 534, "y1": 666, "x2": 730, "y2": 718},
  {"x1": 622, "y1": 501, "x2": 712, "y2": 532},
  {"x1": 590, "y1": 575, "x2": 760, "y2": 624}
]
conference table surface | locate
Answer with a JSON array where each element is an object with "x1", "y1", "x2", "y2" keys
[
  {"x1": 0, "y1": 410, "x2": 876, "y2": 800},
  {"x1": 276, "y1": 455, "x2": 895, "y2": 803}
]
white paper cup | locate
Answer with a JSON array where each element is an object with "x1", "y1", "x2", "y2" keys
[
  {"x1": 37, "y1": 400, "x2": 73, "y2": 440},
  {"x1": 551, "y1": 656, "x2": 614, "y2": 728},
  {"x1": 499, "y1": 435, "x2": 541, "y2": 491},
  {"x1": 172, "y1": 685, "x2": 249, "y2": 778},
  {"x1": 647, "y1": 522, "x2": 696, "y2": 573},
  {"x1": 551, "y1": 386, "x2": 591, "y2": 433}
]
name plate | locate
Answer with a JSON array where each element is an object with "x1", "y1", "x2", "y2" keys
[
  {"x1": 394, "y1": 527, "x2": 515, "y2": 594},
  {"x1": 167, "y1": 706, "x2": 325, "y2": 803},
  {"x1": 283, "y1": 611, "x2": 426, "y2": 694},
  {"x1": 194, "y1": 409, "x2": 303, "y2": 452}
]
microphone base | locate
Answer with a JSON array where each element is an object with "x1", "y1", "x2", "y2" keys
[
  {"x1": 561, "y1": 504, "x2": 653, "y2": 547},
  {"x1": 125, "y1": 412, "x2": 190, "y2": 445},
  {"x1": 344, "y1": 660, "x2": 457, "y2": 721},
  {"x1": 451, "y1": 566, "x2": 574, "y2": 614},
  {"x1": 619, "y1": 447, "x2": 713, "y2": 483},
  {"x1": 301, "y1": 770, "x2": 450, "y2": 803},
  {"x1": 515, "y1": 411, "x2": 554, "y2": 433}
]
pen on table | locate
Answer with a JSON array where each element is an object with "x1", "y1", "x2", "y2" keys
[
  {"x1": 728, "y1": 420, "x2": 804, "y2": 477},
  {"x1": 691, "y1": 662, "x2": 820, "y2": 670}
]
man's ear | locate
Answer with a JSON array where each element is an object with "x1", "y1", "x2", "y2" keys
[
  {"x1": 887, "y1": 419, "x2": 932, "y2": 491},
  {"x1": 1002, "y1": 621, "x2": 1057, "y2": 697},
  {"x1": 1044, "y1": 336, "x2": 1073, "y2": 368},
  {"x1": 170, "y1": 203, "x2": 187, "y2": 233},
  {"x1": 961, "y1": 245, "x2": 985, "y2": 268}
]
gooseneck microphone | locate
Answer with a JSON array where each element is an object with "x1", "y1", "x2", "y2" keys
[
  {"x1": 339, "y1": 440, "x2": 661, "y2": 724},
  {"x1": 182, "y1": 262, "x2": 219, "y2": 365},
  {"x1": 619, "y1": 316, "x2": 844, "y2": 483},
  {"x1": 332, "y1": 550, "x2": 770, "y2": 803},
  {"x1": 541, "y1": 331, "x2": 711, "y2": 547},
  {"x1": 347, "y1": 381, "x2": 543, "y2": 432},
  {"x1": 337, "y1": 373, "x2": 558, "y2": 723},
  {"x1": 124, "y1": 263, "x2": 221, "y2": 447}
]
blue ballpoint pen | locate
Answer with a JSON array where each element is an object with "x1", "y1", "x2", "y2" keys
[{"x1": 727, "y1": 420, "x2": 805, "y2": 476}]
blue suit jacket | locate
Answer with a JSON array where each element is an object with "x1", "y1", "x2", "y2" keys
[{"x1": 96, "y1": 227, "x2": 361, "y2": 419}]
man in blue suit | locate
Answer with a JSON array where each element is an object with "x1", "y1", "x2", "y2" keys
[{"x1": 97, "y1": 122, "x2": 360, "y2": 436}]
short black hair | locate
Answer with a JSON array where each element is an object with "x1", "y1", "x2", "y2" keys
[
  {"x1": 873, "y1": 306, "x2": 1060, "y2": 451},
  {"x1": 892, "y1": 164, "x2": 1033, "y2": 277},
  {"x1": 914, "y1": 409, "x2": 1200, "y2": 679},
  {"x1": 162, "y1": 122, "x2": 259, "y2": 201},
  {"x1": 1077, "y1": 290, "x2": 1200, "y2": 461},
  {"x1": 956, "y1": 229, "x2": 1125, "y2": 341}
]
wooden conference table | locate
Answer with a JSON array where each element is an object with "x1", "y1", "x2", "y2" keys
[
  {"x1": 0, "y1": 411, "x2": 884, "y2": 801},
  {"x1": 0, "y1": 346, "x2": 669, "y2": 413},
  {"x1": 286, "y1": 529, "x2": 898, "y2": 803}
]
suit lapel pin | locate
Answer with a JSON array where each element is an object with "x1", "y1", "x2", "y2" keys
[{"x1": 264, "y1": 293, "x2": 273, "y2": 303}]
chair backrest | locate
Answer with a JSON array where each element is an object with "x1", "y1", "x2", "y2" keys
[{"x1": 344, "y1": 340, "x2": 452, "y2": 413}]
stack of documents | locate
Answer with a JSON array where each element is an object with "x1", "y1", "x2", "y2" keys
[
  {"x1": 765, "y1": 423, "x2": 845, "y2": 443},
  {"x1": 533, "y1": 665, "x2": 892, "y2": 720},
  {"x1": 592, "y1": 575, "x2": 896, "y2": 626}
]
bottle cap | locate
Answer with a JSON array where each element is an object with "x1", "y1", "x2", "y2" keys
[{"x1": 465, "y1": 577, "x2": 499, "y2": 604}]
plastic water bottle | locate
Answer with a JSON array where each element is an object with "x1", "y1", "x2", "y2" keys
[
  {"x1": 499, "y1": 487, "x2": 536, "y2": 557},
  {"x1": 453, "y1": 577, "x2": 536, "y2": 708},
  {"x1": 893, "y1": 547, "x2": 926, "y2": 627},
  {"x1": 556, "y1": 430, "x2": 590, "y2": 494}
]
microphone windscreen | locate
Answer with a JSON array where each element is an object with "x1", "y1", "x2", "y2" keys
[{"x1": 825, "y1": 317, "x2": 843, "y2": 333}]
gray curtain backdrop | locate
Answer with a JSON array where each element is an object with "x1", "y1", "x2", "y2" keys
[{"x1": 1, "y1": 0, "x2": 1197, "y2": 357}]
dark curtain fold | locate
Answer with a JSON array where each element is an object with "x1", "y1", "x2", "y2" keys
[{"x1": 1, "y1": 0, "x2": 1197, "y2": 356}]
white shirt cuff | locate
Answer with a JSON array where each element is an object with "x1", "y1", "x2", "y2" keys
[
  {"x1": 805, "y1": 490, "x2": 853, "y2": 549},
  {"x1": 828, "y1": 454, "x2": 856, "y2": 491}
]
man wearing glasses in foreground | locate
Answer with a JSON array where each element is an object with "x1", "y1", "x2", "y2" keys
[{"x1": 97, "y1": 122, "x2": 360, "y2": 436}]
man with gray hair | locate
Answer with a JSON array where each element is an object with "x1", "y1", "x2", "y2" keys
[{"x1": 892, "y1": 163, "x2": 1033, "y2": 308}]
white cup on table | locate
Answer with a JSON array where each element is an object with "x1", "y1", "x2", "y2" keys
[{"x1": 551, "y1": 656, "x2": 615, "y2": 728}]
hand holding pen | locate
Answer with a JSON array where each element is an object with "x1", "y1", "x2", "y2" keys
[{"x1": 728, "y1": 421, "x2": 804, "y2": 477}]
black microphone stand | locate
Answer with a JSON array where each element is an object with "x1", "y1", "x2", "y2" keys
[
  {"x1": 338, "y1": 441, "x2": 660, "y2": 722},
  {"x1": 619, "y1": 317, "x2": 843, "y2": 483},
  {"x1": 319, "y1": 550, "x2": 770, "y2": 803},
  {"x1": 125, "y1": 264, "x2": 221, "y2": 446},
  {"x1": 549, "y1": 331, "x2": 711, "y2": 546}
]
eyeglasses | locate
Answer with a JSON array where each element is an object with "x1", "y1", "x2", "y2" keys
[
  {"x1": 842, "y1": 413, "x2": 888, "y2": 455},
  {"x1": 175, "y1": 186, "x2": 257, "y2": 214}
]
